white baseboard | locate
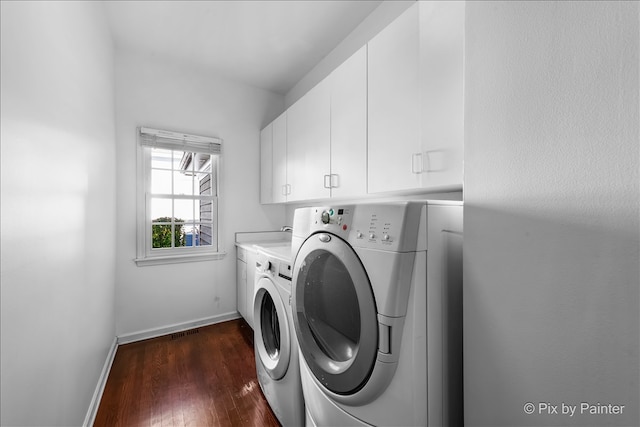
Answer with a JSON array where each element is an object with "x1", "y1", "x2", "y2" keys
[
  {"x1": 83, "y1": 337, "x2": 118, "y2": 427},
  {"x1": 116, "y1": 311, "x2": 241, "y2": 345}
]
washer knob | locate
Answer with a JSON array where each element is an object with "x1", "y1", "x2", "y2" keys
[
  {"x1": 369, "y1": 233, "x2": 376, "y2": 239},
  {"x1": 383, "y1": 234, "x2": 390, "y2": 241},
  {"x1": 321, "y1": 211, "x2": 330, "y2": 224}
]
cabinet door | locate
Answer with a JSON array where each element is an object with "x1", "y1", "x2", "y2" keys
[
  {"x1": 272, "y1": 112, "x2": 288, "y2": 203},
  {"x1": 329, "y1": 46, "x2": 367, "y2": 199},
  {"x1": 236, "y1": 256, "x2": 247, "y2": 321},
  {"x1": 368, "y1": 3, "x2": 420, "y2": 194},
  {"x1": 419, "y1": 1, "x2": 464, "y2": 191},
  {"x1": 245, "y1": 250, "x2": 257, "y2": 328},
  {"x1": 259, "y1": 123, "x2": 273, "y2": 204},
  {"x1": 286, "y1": 80, "x2": 331, "y2": 202}
]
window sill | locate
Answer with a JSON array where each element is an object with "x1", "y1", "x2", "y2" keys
[{"x1": 135, "y1": 251, "x2": 227, "y2": 267}]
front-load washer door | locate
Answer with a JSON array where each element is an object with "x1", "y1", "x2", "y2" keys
[
  {"x1": 254, "y1": 277, "x2": 291, "y2": 380},
  {"x1": 292, "y1": 232, "x2": 378, "y2": 395}
]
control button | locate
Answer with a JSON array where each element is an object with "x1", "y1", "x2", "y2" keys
[
  {"x1": 357, "y1": 232, "x2": 363, "y2": 238},
  {"x1": 383, "y1": 234, "x2": 390, "y2": 241},
  {"x1": 342, "y1": 224, "x2": 348, "y2": 231},
  {"x1": 329, "y1": 209, "x2": 335, "y2": 216},
  {"x1": 321, "y1": 211, "x2": 330, "y2": 224},
  {"x1": 369, "y1": 233, "x2": 376, "y2": 239},
  {"x1": 318, "y1": 233, "x2": 331, "y2": 243}
]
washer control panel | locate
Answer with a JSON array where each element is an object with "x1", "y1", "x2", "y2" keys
[
  {"x1": 307, "y1": 203, "x2": 425, "y2": 252},
  {"x1": 320, "y1": 207, "x2": 348, "y2": 226},
  {"x1": 355, "y1": 211, "x2": 394, "y2": 245},
  {"x1": 311, "y1": 207, "x2": 354, "y2": 238},
  {"x1": 256, "y1": 251, "x2": 292, "y2": 282},
  {"x1": 352, "y1": 206, "x2": 408, "y2": 251}
]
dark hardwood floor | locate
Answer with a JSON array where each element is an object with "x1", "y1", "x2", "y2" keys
[{"x1": 94, "y1": 319, "x2": 281, "y2": 427}]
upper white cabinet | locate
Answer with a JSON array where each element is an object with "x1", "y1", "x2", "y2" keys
[
  {"x1": 368, "y1": 3, "x2": 421, "y2": 194},
  {"x1": 419, "y1": 1, "x2": 464, "y2": 191},
  {"x1": 286, "y1": 79, "x2": 331, "y2": 202},
  {"x1": 259, "y1": 122, "x2": 273, "y2": 204},
  {"x1": 259, "y1": 1, "x2": 463, "y2": 203},
  {"x1": 259, "y1": 111, "x2": 288, "y2": 203},
  {"x1": 368, "y1": 2, "x2": 464, "y2": 194},
  {"x1": 327, "y1": 46, "x2": 368, "y2": 199},
  {"x1": 272, "y1": 111, "x2": 288, "y2": 203},
  {"x1": 285, "y1": 45, "x2": 367, "y2": 202}
]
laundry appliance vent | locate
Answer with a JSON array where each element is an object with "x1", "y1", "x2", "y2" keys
[{"x1": 170, "y1": 328, "x2": 200, "y2": 340}]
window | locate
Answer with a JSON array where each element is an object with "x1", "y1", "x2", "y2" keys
[{"x1": 135, "y1": 127, "x2": 225, "y2": 266}]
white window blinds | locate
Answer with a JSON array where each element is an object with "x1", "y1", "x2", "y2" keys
[{"x1": 139, "y1": 127, "x2": 222, "y2": 154}]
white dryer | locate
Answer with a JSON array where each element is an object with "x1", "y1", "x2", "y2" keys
[
  {"x1": 291, "y1": 202, "x2": 463, "y2": 426},
  {"x1": 253, "y1": 245, "x2": 305, "y2": 426}
]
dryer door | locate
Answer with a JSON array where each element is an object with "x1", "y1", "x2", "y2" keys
[
  {"x1": 292, "y1": 233, "x2": 378, "y2": 395},
  {"x1": 254, "y1": 277, "x2": 291, "y2": 380}
]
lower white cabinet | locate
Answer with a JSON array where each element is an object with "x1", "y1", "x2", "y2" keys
[{"x1": 236, "y1": 245, "x2": 257, "y2": 328}]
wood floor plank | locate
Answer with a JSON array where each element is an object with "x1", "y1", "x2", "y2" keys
[{"x1": 94, "y1": 319, "x2": 280, "y2": 427}]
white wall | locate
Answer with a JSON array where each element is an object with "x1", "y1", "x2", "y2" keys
[
  {"x1": 464, "y1": 2, "x2": 639, "y2": 426},
  {"x1": 0, "y1": 2, "x2": 117, "y2": 425},
  {"x1": 114, "y1": 50, "x2": 285, "y2": 337},
  {"x1": 285, "y1": 0, "x2": 414, "y2": 108}
]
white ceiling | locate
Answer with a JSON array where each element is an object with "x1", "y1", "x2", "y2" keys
[{"x1": 104, "y1": 0, "x2": 383, "y2": 95}]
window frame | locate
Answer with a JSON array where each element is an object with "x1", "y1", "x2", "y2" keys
[{"x1": 135, "y1": 127, "x2": 226, "y2": 266}]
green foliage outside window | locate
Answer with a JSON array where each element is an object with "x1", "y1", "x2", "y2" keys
[{"x1": 152, "y1": 217, "x2": 185, "y2": 248}]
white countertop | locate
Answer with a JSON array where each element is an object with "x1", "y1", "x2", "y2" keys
[
  {"x1": 235, "y1": 231, "x2": 290, "y2": 246},
  {"x1": 255, "y1": 242, "x2": 293, "y2": 262},
  {"x1": 235, "y1": 231, "x2": 293, "y2": 261}
]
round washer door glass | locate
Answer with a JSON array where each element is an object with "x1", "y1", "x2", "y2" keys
[
  {"x1": 254, "y1": 277, "x2": 290, "y2": 380},
  {"x1": 292, "y1": 233, "x2": 378, "y2": 395},
  {"x1": 260, "y1": 291, "x2": 280, "y2": 359}
]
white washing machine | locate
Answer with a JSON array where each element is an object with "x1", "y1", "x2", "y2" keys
[
  {"x1": 291, "y1": 202, "x2": 463, "y2": 426},
  {"x1": 253, "y1": 244, "x2": 305, "y2": 426}
]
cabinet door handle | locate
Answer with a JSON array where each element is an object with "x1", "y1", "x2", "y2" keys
[
  {"x1": 324, "y1": 174, "x2": 331, "y2": 189},
  {"x1": 282, "y1": 184, "x2": 288, "y2": 196},
  {"x1": 330, "y1": 174, "x2": 339, "y2": 188},
  {"x1": 411, "y1": 153, "x2": 424, "y2": 174},
  {"x1": 286, "y1": 184, "x2": 291, "y2": 195}
]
